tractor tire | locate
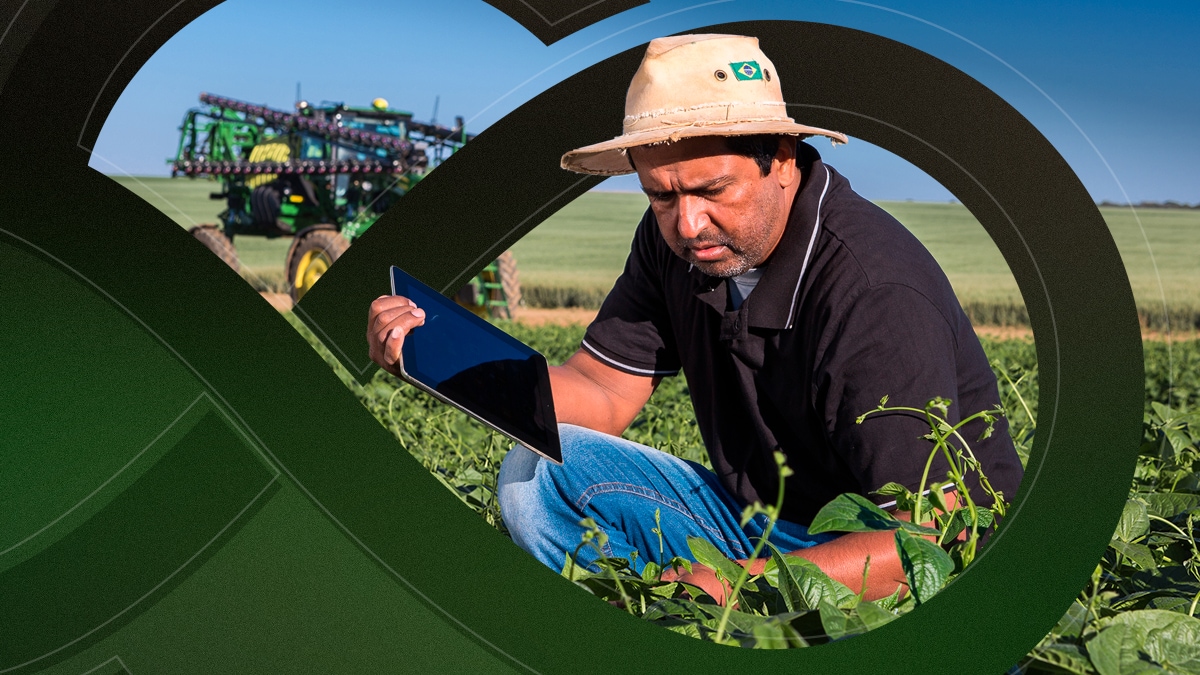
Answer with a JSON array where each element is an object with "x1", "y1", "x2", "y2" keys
[
  {"x1": 190, "y1": 225, "x2": 239, "y2": 273},
  {"x1": 493, "y1": 250, "x2": 522, "y2": 319},
  {"x1": 286, "y1": 227, "x2": 349, "y2": 302}
]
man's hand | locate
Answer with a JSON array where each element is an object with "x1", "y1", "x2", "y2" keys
[
  {"x1": 366, "y1": 295, "x2": 426, "y2": 376},
  {"x1": 660, "y1": 562, "x2": 735, "y2": 606}
]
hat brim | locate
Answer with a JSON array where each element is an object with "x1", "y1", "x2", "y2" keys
[{"x1": 560, "y1": 121, "x2": 849, "y2": 176}]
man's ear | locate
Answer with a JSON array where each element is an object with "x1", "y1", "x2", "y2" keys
[{"x1": 772, "y1": 137, "x2": 800, "y2": 189}]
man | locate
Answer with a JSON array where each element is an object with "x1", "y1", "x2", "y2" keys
[{"x1": 367, "y1": 34, "x2": 1023, "y2": 602}]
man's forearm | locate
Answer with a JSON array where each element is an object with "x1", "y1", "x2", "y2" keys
[
  {"x1": 663, "y1": 530, "x2": 907, "y2": 605},
  {"x1": 720, "y1": 531, "x2": 905, "y2": 601},
  {"x1": 547, "y1": 362, "x2": 626, "y2": 435},
  {"x1": 758, "y1": 499, "x2": 961, "y2": 601},
  {"x1": 547, "y1": 350, "x2": 661, "y2": 437},
  {"x1": 788, "y1": 531, "x2": 907, "y2": 600},
  {"x1": 751, "y1": 500, "x2": 963, "y2": 601}
]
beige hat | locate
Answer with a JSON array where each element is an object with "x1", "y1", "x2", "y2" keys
[{"x1": 561, "y1": 34, "x2": 849, "y2": 176}]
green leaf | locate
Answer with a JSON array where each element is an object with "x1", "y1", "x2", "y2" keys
[
  {"x1": 648, "y1": 581, "x2": 680, "y2": 599},
  {"x1": 854, "y1": 600, "x2": 897, "y2": 631},
  {"x1": 1138, "y1": 492, "x2": 1200, "y2": 519},
  {"x1": 751, "y1": 621, "x2": 789, "y2": 649},
  {"x1": 560, "y1": 555, "x2": 589, "y2": 582},
  {"x1": 897, "y1": 519, "x2": 945, "y2": 537},
  {"x1": 1151, "y1": 402, "x2": 1176, "y2": 424},
  {"x1": 874, "y1": 585, "x2": 904, "y2": 612},
  {"x1": 764, "y1": 549, "x2": 859, "y2": 611},
  {"x1": 1087, "y1": 623, "x2": 1162, "y2": 675},
  {"x1": 872, "y1": 482, "x2": 924, "y2": 514},
  {"x1": 766, "y1": 543, "x2": 803, "y2": 612},
  {"x1": 643, "y1": 597, "x2": 718, "y2": 623},
  {"x1": 1114, "y1": 499, "x2": 1151, "y2": 542},
  {"x1": 1108, "y1": 539, "x2": 1158, "y2": 573},
  {"x1": 1052, "y1": 600, "x2": 1091, "y2": 640},
  {"x1": 677, "y1": 581, "x2": 715, "y2": 604},
  {"x1": 927, "y1": 482, "x2": 951, "y2": 513},
  {"x1": 818, "y1": 599, "x2": 848, "y2": 640},
  {"x1": 941, "y1": 507, "x2": 996, "y2": 541},
  {"x1": 929, "y1": 396, "x2": 951, "y2": 417},
  {"x1": 664, "y1": 556, "x2": 693, "y2": 576},
  {"x1": 664, "y1": 622, "x2": 703, "y2": 640},
  {"x1": 766, "y1": 618, "x2": 810, "y2": 648},
  {"x1": 662, "y1": 600, "x2": 782, "y2": 643},
  {"x1": 808, "y1": 493, "x2": 911, "y2": 534},
  {"x1": 1028, "y1": 643, "x2": 1096, "y2": 675},
  {"x1": 1144, "y1": 623, "x2": 1200, "y2": 673},
  {"x1": 1164, "y1": 427, "x2": 1193, "y2": 457},
  {"x1": 872, "y1": 482, "x2": 912, "y2": 497},
  {"x1": 641, "y1": 561, "x2": 662, "y2": 582},
  {"x1": 817, "y1": 598, "x2": 868, "y2": 641},
  {"x1": 894, "y1": 529, "x2": 955, "y2": 605},
  {"x1": 1089, "y1": 610, "x2": 1200, "y2": 675},
  {"x1": 686, "y1": 535, "x2": 745, "y2": 585}
]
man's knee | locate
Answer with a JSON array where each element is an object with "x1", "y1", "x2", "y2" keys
[
  {"x1": 498, "y1": 425, "x2": 590, "y2": 505},
  {"x1": 496, "y1": 425, "x2": 612, "y2": 544},
  {"x1": 496, "y1": 445, "x2": 543, "y2": 532}
]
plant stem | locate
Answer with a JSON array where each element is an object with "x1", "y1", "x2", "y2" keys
[
  {"x1": 714, "y1": 463, "x2": 788, "y2": 643},
  {"x1": 997, "y1": 365, "x2": 1035, "y2": 428},
  {"x1": 861, "y1": 401, "x2": 999, "y2": 551}
]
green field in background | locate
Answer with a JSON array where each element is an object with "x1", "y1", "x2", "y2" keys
[
  {"x1": 111, "y1": 175, "x2": 1199, "y2": 326},
  {"x1": 112, "y1": 175, "x2": 295, "y2": 288}
]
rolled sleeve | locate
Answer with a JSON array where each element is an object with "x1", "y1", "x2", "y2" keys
[{"x1": 582, "y1": 210, "x2": 681, "y2": 377}]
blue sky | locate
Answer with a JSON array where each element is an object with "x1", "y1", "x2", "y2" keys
[{"x1": 91, "y1": 0, "x2": 1199, "y2": 204}]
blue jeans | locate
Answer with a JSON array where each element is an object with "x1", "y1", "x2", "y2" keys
[{"x1": 497, "y1": 424, "x2": 836, "y2": 574}]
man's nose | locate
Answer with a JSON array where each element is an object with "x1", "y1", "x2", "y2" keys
[{"x1": 676, "y1": 196, "x2": 708, "y2": 240}]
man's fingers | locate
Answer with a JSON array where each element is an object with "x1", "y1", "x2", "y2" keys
[
  {"x1": 366, "y1": 296, "x2": 426, "y2": 372},
  {"x1": 367, "y1": 298, "x2": 423, "y2": 341},
  {"x1": 369, "y1": 299, "x2": 427, "y2": 333},
  {"x1": 383, "y1": 327, "x2": 403, "y2": 366},
  {"x1": 382, "y1": 308, "x2": 425, "y2": 365},
  {"x1": 368, "y1": 295, "x2": 417, "y2": 332}
]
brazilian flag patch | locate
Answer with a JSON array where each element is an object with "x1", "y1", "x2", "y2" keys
[{"x1": 730, "y1": 61, "x2": 763, "y2": 81}]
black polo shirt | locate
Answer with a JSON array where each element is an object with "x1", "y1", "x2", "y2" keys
[{"x1": 581, "y1": 143, "x2": 1024, "y2": 525}]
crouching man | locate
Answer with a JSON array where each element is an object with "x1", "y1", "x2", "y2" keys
[{"x1": 367, "y1": 34, "x2": 1024, "y2": 603}]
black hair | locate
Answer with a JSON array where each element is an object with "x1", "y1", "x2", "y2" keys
[{"x1": 721, "y1": 134, "x2": 796, "y2": 176}]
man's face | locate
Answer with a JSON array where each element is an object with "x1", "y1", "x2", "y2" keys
[{"x1": 630, "y1": 136, "x2": 796, "y2": 278}]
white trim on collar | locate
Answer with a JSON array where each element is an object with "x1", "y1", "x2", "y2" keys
[{"x1": 785, "y1": 164, "x2": 832, "y2": 329}]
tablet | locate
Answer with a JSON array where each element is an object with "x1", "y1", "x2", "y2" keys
[{"x1": 389, "y1": 266, "x2": 562, "y2": 463}]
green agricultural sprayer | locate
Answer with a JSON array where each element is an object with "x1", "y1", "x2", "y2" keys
[{"x1": 170, "y1": 92, "x2": 520, "y2": 316}]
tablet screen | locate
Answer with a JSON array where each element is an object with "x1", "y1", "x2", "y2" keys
[{"x1": 389, "y1": 266, "x2": 561, "y2": 462}]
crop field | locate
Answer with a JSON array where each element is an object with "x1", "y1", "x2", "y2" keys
[
  {"x1": 107, "y1": 173, "x2": 1200, "y2": 663},
  {"x1": 112, "y1": 175, "x2": 1200, "y2": 329},
  {"x1": 286, "y1": 307, "x2": 1200, "y2": 664},
  {"x1": 520, "y1": 195, "x2": 1200, "y2": 330}
]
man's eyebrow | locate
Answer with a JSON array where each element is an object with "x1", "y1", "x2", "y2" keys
[{"x1": 642, "y1": 175, "x2": 734, "y2": 197}]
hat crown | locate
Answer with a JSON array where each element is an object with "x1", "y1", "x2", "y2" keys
[
  {"x1": 558, "y1": 33, "x2": 848, "y2": 176},
  {"x1": 623, "y1": 34, "x2": 790, "y2": 134}
]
